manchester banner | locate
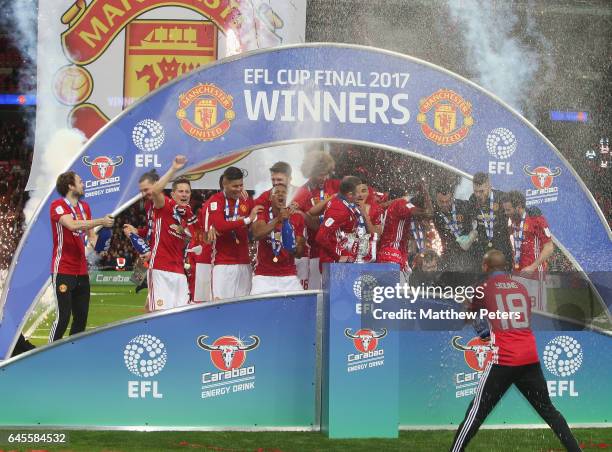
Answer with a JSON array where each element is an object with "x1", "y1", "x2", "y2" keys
[{"x1": 29, "y1": 0, "x2": 307, "y2": 190}]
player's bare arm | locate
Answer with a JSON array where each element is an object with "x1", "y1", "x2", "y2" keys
[
  {"x1": 294, "y1": 236, "x2": 305, "y2": 258},
  {"x1": 152, "y1": 155, "x2": 187, "y2": 209},
  {"x1": 58, "y1": 213, "x2": 114, "y2": 232},
  {"x1": 522, "y1": 241, "x2": 554, "y2": 273},
  {"x1": 122, "y1": 224, "x2": 138, "y2": 238},
  {"x1": 251, "y1": 214, "x2": 281, "y2": 240},
  {"x1": 412, "y1": 180, "x2": 434, "y2": 219}
]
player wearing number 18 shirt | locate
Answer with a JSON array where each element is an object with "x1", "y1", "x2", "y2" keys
[{"x1": 450, "y1": 250, "x2": 581, "y2": 452}]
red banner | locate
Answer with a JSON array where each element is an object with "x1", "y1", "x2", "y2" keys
[{"x1": 61, "y1": 0, "x2": 242, "y2": 65}]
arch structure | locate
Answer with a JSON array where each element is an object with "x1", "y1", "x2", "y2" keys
[{"x1": 1, "y1": 44, "x2": 610, "y2": 358}]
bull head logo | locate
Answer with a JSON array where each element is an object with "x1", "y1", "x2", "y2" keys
[
  {"x1": 345, "y1": 328, "x2": 387, "y2": 353},
  {"x1": 197, "y1": 335, "x2": 260, "y2": 371},
  {"x1": 523, "y1": 165, "x2": 561, "y2": 189},
  {"x1": 82, "y1": 155, "x2": 124, "y2": 180},
  {"x1": 452, "y1": 336, "x2": 494, "y2": 371}
]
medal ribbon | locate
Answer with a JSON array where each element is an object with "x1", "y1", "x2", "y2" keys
[
  {"x1": 64, "y1": 197, "x2": 87, "y2": 244},
  {"x1": 479, "y1": 191, "x2": 495, "y2": 243},
  {"x1": 310, "y1": 186, "x2": 326, "y2": 224},
  {"x1": 410, "y1": 220, "x2": 425, "y2": 253},
  {"x1": 441, "y1": 202, "x2": 461, "y2": 239},
  {"x1": 268, "y1": 207, "x2": 282, "y2": 260},
  {"x1": 512, "y1": 211, "x2": 526, "y2": 268},
  {"x1": 145, "y1": 205, "x2": 153, "y2": 243},
  {"x1": 224, "y1": 193, "x2": 241, "y2": 243}
]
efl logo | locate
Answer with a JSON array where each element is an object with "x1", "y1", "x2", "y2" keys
[
  {"x1": 451, "y1": 336, "x2": 494, "y2": 372},
  {"x1": 82, "y1": 155, "x2": 123, "y2": 180},
  {"x1": 132, "y1": 119, "x2": 165, "y2": 168},
  {"x1": 543, "y1": 335, "x2": 582, "y2": 398},
  {"x1": 417, "y1": 89, "x2": 473, "y2": 146},
  {"x1": 124, "y1": 334, "x2": 166, "y2": 399},
  {"x1": 197, "y1": 335, "x2": 260, "y2": 371},
  {"x1": 345, "y1": 328, "x2": 387, "y2": 353},
  {"x1": 176, "y1": 83, "x2": 235, "y2": 141},
  {"x1": 487, "y1": 127, "x2": 517, "y2": 175}
]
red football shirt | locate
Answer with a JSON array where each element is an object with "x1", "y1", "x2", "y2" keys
[
  {"x1": 208, "y1": 191, "x2": 254, "y2": 265},
  {"x1": 293, "y1": 179, "x2": 340, "y2": 259},
  {"x1": 149, "y1": 196, "x2": 191, "y2": 274},
  {"x1": 50, "y1": 198, "x2": 91, "y2": 275},
  {"x1": 511, "y1": 214, "x2": 552, "y2": 271},
  {"x1": 254, "y1": 210, "x2": 305, "y2": 276},
  {"x1": 137, "y1": 200, "x2": 154, "y2": 240},
  {"x1": 377, "y1": 198, "x2": 415, "y2": 268},
  {"x1": 472, "y1": 272, "x2": 539, "y2": 366},
  {"x1": 316, "y1": 196, "x2": 359, "y2": 264},
  {"x1": 254, "y1": 189, "x2": 271, "y2": 207},
  {"x1": 368, "y1": 202, "x2": 384, "y2": 227}
]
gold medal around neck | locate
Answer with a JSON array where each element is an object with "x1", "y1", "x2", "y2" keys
[
  {"x1": 273, "y1": 256, "x2": 279, "y2": 263},
  {"x1": 488, "y1": 242, "x2": 493, "y2": 247},
  {"x1": 235, "y1": 238, "x2": 240, "y2": 244},
  {"x1": 515, "y1": 263, "x2": 520, "y2": 269}
]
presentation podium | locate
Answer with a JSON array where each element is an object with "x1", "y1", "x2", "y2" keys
[{"x1": 321, "y1": 263, "x2": 399, "y2": 438}]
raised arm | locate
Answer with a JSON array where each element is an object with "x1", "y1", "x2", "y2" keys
[{"x1": 152, "y1": 155, "x2": 187, "y2": 209}]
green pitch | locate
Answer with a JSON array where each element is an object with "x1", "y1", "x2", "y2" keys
[
  {"x1": 0, "y1": 428, "x2": 610, "y2": 451},
  {"x1": 27, "y1": 284, "x2": 146, "y2": 347}
]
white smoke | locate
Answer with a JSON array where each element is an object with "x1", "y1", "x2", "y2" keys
[
  {"x1": 23, "y1": 128, "x2": 86, "y2": 224},
  {"x1": 447, "y1": 0, "x2": 553, "y2": 119}
]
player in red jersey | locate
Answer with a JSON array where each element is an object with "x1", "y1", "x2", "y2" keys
[
  {"x1": 315, "y1": 176, "x2": 365, "y2": 265},
  {"x1": 502, "y1": 191, "x2": 554, "y2": 311},
  {"x1": 377, "y1": 182, "x2": 433, "y2": 277},
  {"x1": 450, "y1": 250, "x2": 581, "y2": 452},
  {"x1": 192, "y1": 177, "x2": 223, "y2": 303},
  {"x1": 121, "y1": 170, "x2": 161, "y2": 292},
  {"x1": 251, "y1": 184, "x2": 305, "y2": 294},
  {"x1": 49, "y1": 171, "x2": 114, "y2": 342},
  {"x1": 354, "y1": 180, "x2": 383, "y2": 262},
  {"x1": 254, "y1": 161, "x2": 298, "y2": 207},
  {"x1": 292, "y1": 151, "x2": 340, "y2": 289},
  {"x1": 146, "y1": 155, "x2": 195, "y2": 311},
  {"x1": 123, "y1": 170, "x2": 159, "y2": 247},
  {"x1": 254, "y1": 161, "x2": 308, "y2": 288},
  {"x1": 208, "y1": 166, "x2": 262, "y2": 300}
]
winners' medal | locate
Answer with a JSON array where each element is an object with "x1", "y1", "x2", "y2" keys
[{"x1": 488, "y1": 242, "x2": 493, "y2": 248}]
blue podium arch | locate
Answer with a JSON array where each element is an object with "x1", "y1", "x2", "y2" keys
[{"x1": 1, "y1": 43, "x2": 611, "y2": 358}]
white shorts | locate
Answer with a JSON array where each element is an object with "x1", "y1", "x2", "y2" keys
[
  {"x1": 251, "y1": 275, "x2": 304, "y2": 295},
  {"x1": 194, "y1": 263, "x2": 212, "y2": 302},
  {"x1": 147, "y1": 269, "x2": 189, "y2": 311},
  {"x1": 296, "y1": 257, "x2": 309, "y2": 289},
  {"x1": 512, "y1": 274, "x2": 548, "y2": 311},
  {"x1": 211, "y1": 264, "x2": 252, "y2": 300},
  {"x1": 308, "y1": 257, "x2": 321, "y2": 290}
]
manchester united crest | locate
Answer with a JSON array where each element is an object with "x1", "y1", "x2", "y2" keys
[
  {"x1": 417, "y1": 89, "x2": 474, "y2": 146},
  {"x1": 177, "y1": 83, "x2": 235, "y2": 141}
]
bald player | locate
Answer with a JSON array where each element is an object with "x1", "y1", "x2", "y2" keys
[{"x1": 450, "y1": 250, "x2": 581, "y2": 452}]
